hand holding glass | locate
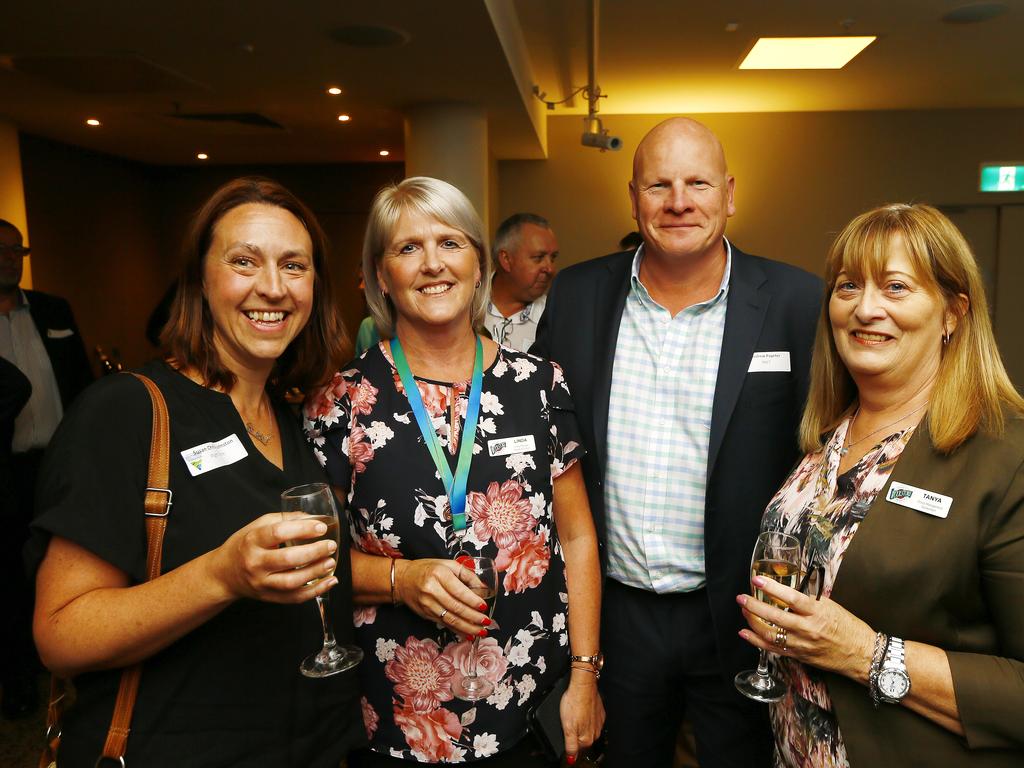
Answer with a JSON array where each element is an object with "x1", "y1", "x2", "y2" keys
[
  {"x1": 734, "y1": 531, "x2": 801, "y2": 702},
  {"x1": 281, "y1": 482, "x2": 363, "y2": 677},
  {"x1": 451, "y1": 556, "x2": 498, "y2": 701}
]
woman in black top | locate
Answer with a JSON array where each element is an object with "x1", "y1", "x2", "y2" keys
[{"x1": 30, "y1": 177, "x2": 363, "y2": 767}]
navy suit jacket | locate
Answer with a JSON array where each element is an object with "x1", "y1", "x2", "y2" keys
[
  {"x1": 533, "y1": 245, "x2": 823, "y2": 678},
  {"x1": 25, "y1": 289, "x2": 93, "y2": 410}
]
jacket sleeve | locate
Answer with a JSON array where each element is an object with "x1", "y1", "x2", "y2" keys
[
  {"x1": 529, "y1": 272, "x2": 560, "y2": 359},
  {"x1": 946, "y1": 455, "x2": 1024, "y2": 750}
]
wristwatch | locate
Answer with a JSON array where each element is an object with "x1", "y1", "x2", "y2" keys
[
  {"x1": 876, "y1": 636, "x2": 911, "y2": 704},
  {"x1": 570, "y1": 652, "x2": 605, "y2": 679}
]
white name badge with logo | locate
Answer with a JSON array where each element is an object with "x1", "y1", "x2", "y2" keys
[
  {"x1": 885, "y1": 481, "x2": 952, "y2": 519},
  {"x1": 488, "y1": 434, "x2": 536, "y2": 457},
  {"x1": 181, "y1": 434, "x2": 249, "y2": 477},
  {"x1": 748, "y1": 351, "x2": 791, "y2": 373}
]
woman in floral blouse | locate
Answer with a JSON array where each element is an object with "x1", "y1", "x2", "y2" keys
[
  {"x1": 738, "y1": 204, "x2": 1024, "y2": 767},
  {"x1": 306, "y1": 177, "x2": 604, "y2": 766}
]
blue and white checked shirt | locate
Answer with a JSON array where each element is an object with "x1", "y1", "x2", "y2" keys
[{"x1": 604, "y1": 241, "x2": 732, "y2": 593}]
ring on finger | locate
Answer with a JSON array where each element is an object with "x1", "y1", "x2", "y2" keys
[
  {"x1": 438, "y1": 608, "x2": 449, "y2": 622},
  {"x1": 774, "y1": 627, "x2": 788, "y2": 650}
]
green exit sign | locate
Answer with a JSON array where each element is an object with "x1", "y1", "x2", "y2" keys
[{"x1": 980, "y1": 163, "x2": 1024, "y2": 192}]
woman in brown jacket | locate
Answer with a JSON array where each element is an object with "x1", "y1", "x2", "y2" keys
[{"x1": 739, "y1": 203, "x2": 1024, "y2": 767}]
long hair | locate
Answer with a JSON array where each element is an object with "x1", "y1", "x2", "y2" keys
[
  {"x1": 800, "y1": 203, "x2": 1024, "y2": 454},
  {"x1": 361, "y1": 176, "x2": 492, "y2": 338},
  {"x1": 161, "y1": 176, "x2": 349, "y2": 395}
]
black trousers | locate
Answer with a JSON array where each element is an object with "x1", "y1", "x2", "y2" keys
[
  {"x1": 1, "y1": 448, "x2": 44, "y2": 686},
  {"x1": 600, "y1": 579, "x2": 772, "y2": 768}
]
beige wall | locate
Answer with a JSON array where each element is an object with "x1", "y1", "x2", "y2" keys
[{"x1": 498, "y1": 109, "x2": 1024, "y2": 385}]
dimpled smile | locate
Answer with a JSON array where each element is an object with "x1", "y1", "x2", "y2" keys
[{"x1": 245, "y1": 310, "x2": 285, "y2": 322}]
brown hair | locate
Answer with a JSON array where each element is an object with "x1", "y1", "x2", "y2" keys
[
  {"x1": 161, "y1": 176, "x2": 349, "y2": 395},
  {"x1": 800, "y1": 202, "x2": 1024, "y2": 454}
]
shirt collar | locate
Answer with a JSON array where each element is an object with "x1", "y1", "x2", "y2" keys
[
  {"x1": 630, "y1": 238, "x2": 732, "y2": 310},
  {"x1": 487, "y1": 293, "x2": 546, "y2": 324}
]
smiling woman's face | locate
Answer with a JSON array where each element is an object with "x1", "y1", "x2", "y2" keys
[
  {"x1": 829, "y1": 233, "x2": 954, "y2": 391},
  {"x1": 377, "y1": 207, "x2": 480, "y2": 339},
  {"x1": 203, "y1": 202, "x2": 314, "y2": 377}
]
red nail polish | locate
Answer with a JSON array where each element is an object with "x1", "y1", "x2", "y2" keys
[
  {"x1": 477, "y1": 629, "x2": 488, "y2": 637},
  {"x1": 479, "y1": 603, "x2": 488, "y2": 611},
  {"x1": 482, "y1": 617, "x2": 492, "y2": 626},
  {"x1": 567, "y1": 755, "x2": 577, "y2": 765}
]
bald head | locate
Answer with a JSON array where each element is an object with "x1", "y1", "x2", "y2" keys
[{"x1": 628, "y1": 116, "x2": 735, "y2": 266}]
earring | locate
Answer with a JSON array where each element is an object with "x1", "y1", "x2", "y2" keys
[{"x1": 942, "y1": 330, "x2": 950, "y2": 345}]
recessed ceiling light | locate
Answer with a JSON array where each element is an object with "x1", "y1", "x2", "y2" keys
[
  {"x1": 379, "y1": 150, "x2": 390, "y2": 157},
  {"x1": 85, "y1": 118, "x2": 101, "y2": 126},
  {"x1": 739, "y1": 36, "x2": 876, "y2": 69},
  {"x1": 337, "y1": 114, "x2": 351, "y2": 122},
  {"x1": 197, "y1": 153, "x2": 209, "y2": 160},
  {"x1": 327, "y1": 86, "x2": 342, "y2": 95}
]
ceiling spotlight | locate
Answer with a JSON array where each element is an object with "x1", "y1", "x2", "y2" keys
[
  {"x1": 337, "y1": 114, "x2": 351, "y2": 122},
  {"x1": 86, "y1": 118, "x2": 101, "y2": 126},
  {"x1": 197, "y1": 153, "x2": 209, "y2": 160},
  {"x1": 327, "y1": 86, "x2": 342, "y2": 95},
  {"x1": 378, "y1": 150, "x2": 390, "y2": 157}
]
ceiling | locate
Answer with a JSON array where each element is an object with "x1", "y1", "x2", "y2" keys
[{"x1": 1, "y1": 0, "x2": 1020, "y2": 166}]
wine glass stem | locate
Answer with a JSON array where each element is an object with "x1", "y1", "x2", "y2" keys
[
  {"x1": 315, "y1": 592, "x2": 338, "y2": 653},
  {"x1": 468, "y1": 635, "x2": 480, "y2": 677},
  {"x1": 756, "y1": 648, "x2": 770, "y2": 678}
]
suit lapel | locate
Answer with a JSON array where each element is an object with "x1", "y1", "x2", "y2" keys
[
  {"x1": 592, "y1": 255, "x2": 631, "y2": 477},
  {"x1": 708, "y1": 249, "x2": 769, "y2": 476}
]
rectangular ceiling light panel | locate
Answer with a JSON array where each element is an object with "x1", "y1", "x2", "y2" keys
[{"x1": 740, "y1": 36, "x2": 876, "y2": 70}]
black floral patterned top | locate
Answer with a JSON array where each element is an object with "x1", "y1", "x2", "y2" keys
[{"x1": 304, "y1": 342, "x2": 584, "y2": 763}]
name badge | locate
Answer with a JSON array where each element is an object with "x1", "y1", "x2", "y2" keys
[
  {"x1": 487, "y1": 434, "x2": 536, "y2": 457},
  {"x1": 885, "y1": 481, "x2": 952, "y2": 519},
  {"x1": 748, "y1": 351, "x2": 791, "y2": 373},
  {"x1": 181, "y1": 434, "x2": 248, "y2": 477}
]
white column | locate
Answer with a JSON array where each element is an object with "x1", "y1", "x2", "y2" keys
[
  {"x1": 0, "y1": 121, "x2": 31, "y2": 287},
  {"x1": 404, "y1": 104, "x2": 490, "y2": 233}
]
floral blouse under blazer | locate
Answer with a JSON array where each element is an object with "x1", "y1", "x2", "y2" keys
[
  {"x1": 305, "y1": 342, "x2": 584, "y2": 763},
  {"x1": 759, "y1": 415, "x2": 916, "y2": 768}
]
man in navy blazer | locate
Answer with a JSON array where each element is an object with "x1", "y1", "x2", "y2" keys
[
  {"x1": 533, "y1": 118, "x2": 822, "y2": 766},
  {"x1": 0, "y1": 218, "x2": 92, "y2": 718}
]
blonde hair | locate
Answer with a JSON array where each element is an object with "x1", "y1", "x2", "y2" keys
[
  {"x1": 362, "y1": 176, "x2": 492, "y2": 338},
  {"x1": 800, "y1": 203, "x2": 1024, "y2": 454}
]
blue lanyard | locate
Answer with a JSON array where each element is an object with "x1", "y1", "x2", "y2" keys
[{"x1": 390, "y1": 335, "x2": 483, "y2": 532}]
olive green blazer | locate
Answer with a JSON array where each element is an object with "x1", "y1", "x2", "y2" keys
[{"x1": 825, "y1": 415, "x2": 1024, "y2": 767}]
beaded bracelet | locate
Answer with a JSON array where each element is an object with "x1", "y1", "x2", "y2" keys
[{"x1": 868, "y1": 631, "x2": 890, "y2": 708}]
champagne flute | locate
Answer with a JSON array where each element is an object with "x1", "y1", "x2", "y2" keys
[
  {"x1": 281, "y1": 482, "x2": 364, "y2": 677},
  {"x1": 734, "y1": 530, "x2": 801, "y2": 702},
  {"x1": 452, "y1": 556, "x2": 498, "y2": 701}
]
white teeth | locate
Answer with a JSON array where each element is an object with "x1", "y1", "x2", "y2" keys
[
  {"x1": 420, "y1": 284, "x2": 452, "y2": 295},
  {"x1": 246, "y1": 311, "x2": 285, "y2": 322}
]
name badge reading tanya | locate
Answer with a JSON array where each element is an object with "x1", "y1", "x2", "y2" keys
[
  {"x1": 181, "y1": 434, "x2": 249, "y2": 477},
  {"x1": 488, "y1": 434, "x2": 536, "y2": 457},
  {"x1": 748, "y1": 351, "x2": 791, "y2": 373},
  {"x1": 885, "y1": 482, "x2": 952, "y2": 519}
]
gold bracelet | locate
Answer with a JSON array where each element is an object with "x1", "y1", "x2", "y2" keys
[
  {"x1": 390, "y1": 558, "x2": 398, "y2": 606},
  {"x1": 570, "y1": 663, "x2": 598, "y2": 676}
]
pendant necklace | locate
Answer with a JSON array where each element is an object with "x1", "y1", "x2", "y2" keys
[
  {"x1": 246, "y1": 421, "x2": 272, "y2": 445},
  {"x1": 840, "y1": 401, "x2": 928, "y2": 457}
]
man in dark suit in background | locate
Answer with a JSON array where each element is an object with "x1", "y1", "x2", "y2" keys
[
  {"x1": 0, "y1": 218, "x2": 92, "y2": 718},
  {"x1": 533, "y1": 118, "x2": 823, "y2": 766}
]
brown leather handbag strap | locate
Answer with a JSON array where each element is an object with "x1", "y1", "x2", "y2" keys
[{"x1": 98, "y1": 372, "x2": 172, "y2": 763}]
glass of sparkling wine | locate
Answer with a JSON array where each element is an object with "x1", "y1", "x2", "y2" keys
[
  {"x1": 734, "y1": 530, "x2": 801, "y2": 702},
  {"x1": 281, "y1": 483, "x2": 364, "y2": 678},
  {"x1": 452, "y1": 556, "x2": 498, "y2": 701}
]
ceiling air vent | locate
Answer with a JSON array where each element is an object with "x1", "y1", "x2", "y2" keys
[
  {"x1": 11, "y1": 54, "x2": 202, "y2": 93},
  {"x1": 166, "y1": 112, "x2": 284, "y2": 130}
]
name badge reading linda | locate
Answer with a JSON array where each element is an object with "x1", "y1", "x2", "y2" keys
[
  {"x1": 488, "y1": 434, "x2": 536, "y2": 457},
  {"x1": 885, "y1": 482, "x2": 952, "y2": 519},
  {"x1": 748, "y1": 351, "x2": 791, "y2": 373},
  {"x1": 181, "y1": 434, "x2": 249, "y2": 477}
]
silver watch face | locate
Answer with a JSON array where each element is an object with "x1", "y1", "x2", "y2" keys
[{"x1": 878, "y1": 668, "x2": 911, "y2": 699}]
